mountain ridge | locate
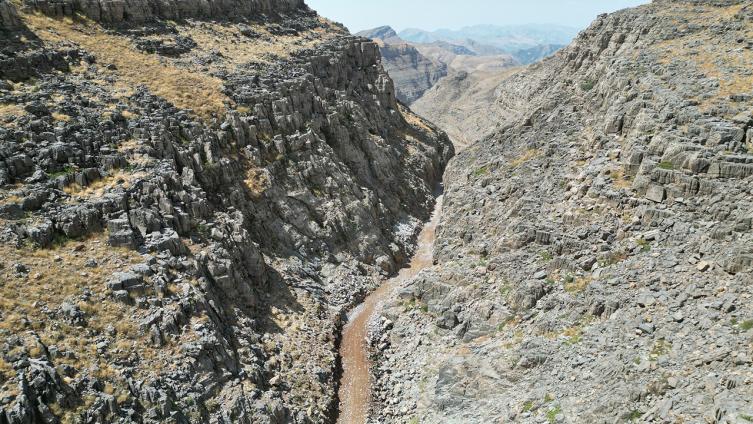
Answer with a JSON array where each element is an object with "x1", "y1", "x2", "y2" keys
[{"x1": 399, "y1": 23, "x2": 580, "y2": 51}]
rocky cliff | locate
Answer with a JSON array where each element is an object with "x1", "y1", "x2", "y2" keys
[
  {"x1": 370, "y1": 1, "x2": 753, "y2": 423},
  {"x1": 373, "y1": 39, "x2": 448, "y2": 105},
  {"x1": 358, "y1": 25, "x2": 521, "y2": 105},
  {"x1": 0, "y1": 0, "x2": 453, "y2": 423},
  {"x1": 356, "y1": 26, "x2": 449, "y2": 105}
]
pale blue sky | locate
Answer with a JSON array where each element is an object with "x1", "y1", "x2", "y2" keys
[{"x1": 305, "y1": 0, "x2": 651, "y2": 33}]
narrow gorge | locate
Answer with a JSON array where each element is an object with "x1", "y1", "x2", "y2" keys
[{"x1": 2, "y1": 0, "x2": 753, "y2": 423}]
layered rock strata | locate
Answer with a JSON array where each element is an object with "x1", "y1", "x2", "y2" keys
[
  {"x1": 0, "y1": 0, "x2": 453, "y2": 423},
  {"x1": 370, "y1": 1, "x2": 753, "y2": 423}
]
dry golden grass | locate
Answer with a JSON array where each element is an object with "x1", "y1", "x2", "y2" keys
[
  {"x1": 244, "y1": 168, "x2": 270, "y2": 196},
  {"x1": 18, "y1": 11, "x2": 227, "y2": 120},
  {"x1": 61, "y1": 171, "x2": 146, "y2": 200},
  {"x1": 12, "y1": 5, "x2": 345, "y2": 122},
  {"x1": 651, "y1": 2, "x2": 753, "y2": 109},
  {"x1": 566, "y1": 276, "x2": 591, "y2": 295},
  {"x1": 0, "y1": 102, "x2": 25, "y2": 119},
  {"x1": 611, "y1": 170, "x2": 633, "y2": 189},
  {"x1": 0, "y1": 193, "x2": 23, "y2": 205},
  {"x1": 507, "y1": 149, "x2": 544, "y2": 169},
  {"x1": 52, "y1": 113, "x2": 72, "y2": 122},
  {"x1": 63, "y1": 182, "x2": 83, "y2": 195},
  {"x1": 0, "y1": 232, "x2": 174, "y2": 379},
  {"x1": 0, "y1": 234, "x2": 156, "y2": 373},
  {"x1": 400, "y1": 105, "x2": 434, "y2": 133}
]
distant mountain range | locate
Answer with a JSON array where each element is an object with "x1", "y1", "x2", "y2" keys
[
  {"x1": 355, "y1": 24, "x2": 573, "y2": 104},
  {"x1": 399, "y1": 24, "x2": 580, "y2": 52}
]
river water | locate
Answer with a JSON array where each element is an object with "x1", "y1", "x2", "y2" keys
[{"x1": 335, "y1": 188, "x2": 444, "y2": 424}]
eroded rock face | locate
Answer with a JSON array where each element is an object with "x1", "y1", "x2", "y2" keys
[
  {"x1": 376, "y1": 41, "x2": 448, "y2": 105},
  {"x1": 21, "y1": 0, "x2": 304, "y2": 23},
  {"x1": 0, "y1": 1, "x2": 452, "y2": 422},
  {"x1": 0, "y1": 0, "x2": 22, "y2": 29},
  {"x1": 370, "y1": 0, "x2": 753, "y2": 423}
]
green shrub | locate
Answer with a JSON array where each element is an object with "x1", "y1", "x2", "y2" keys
[
  {"x1": 657, "y1": 162, "x2": 675, "y2": 170},
  {"x1": 580, "y1": 82, "x2": 594, "y2": 91},
  {"x1": 546, "y1": 405, "x2": 563, "y2": 422}
]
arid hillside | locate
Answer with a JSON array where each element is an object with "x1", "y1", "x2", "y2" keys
[
  {"x1": 368, "y1": 1, "x2": 753, "y2": 423},
  {"x1": 0, "y1": 0, "x2": 454, "y2": 422}
]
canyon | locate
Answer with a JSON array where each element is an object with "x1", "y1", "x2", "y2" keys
[{"x1": 1, "y1": 0, "x2": 753, "y2": 423}]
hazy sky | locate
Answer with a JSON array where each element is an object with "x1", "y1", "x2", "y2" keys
[{"x1": 305, "y1": 0, "x2": 651, "y2": 33}]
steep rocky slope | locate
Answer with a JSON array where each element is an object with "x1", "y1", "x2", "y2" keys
[
  {"x1": 370, "y1": 1, "x2": 753, "y2": 423},
  {"x1": 0, "y1": 0, "x2": 454, "y2": 423},
  {"x1": 511, "y1": 43, "x2": 566, "y2": 65},
  {"x1": 373, "y1": 39, "x2": 448, "y2": 105},
  {"x1": 411, "y1": 68, "x2": 520, "y2": 146},
  {"x1": 356, "y1": 27, "x2": 448, "y2": 105}
]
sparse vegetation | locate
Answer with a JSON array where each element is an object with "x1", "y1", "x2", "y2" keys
[
  {"x1": 565, "y1": 276, "x2": 590, "y2": 295},
  {"x1": 546, "y1": 404, "x2": 562, "y2": 422},
  {"x1": 649, "y1": 339, "x2": 672, "y2": 360}
]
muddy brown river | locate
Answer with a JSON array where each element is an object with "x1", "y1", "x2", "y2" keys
[{"x1": 335, "y1": 189, "x2": 444, "y2": 424}]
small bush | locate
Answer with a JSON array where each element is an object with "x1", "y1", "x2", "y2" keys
[
  {"x1": 475, "y1": 166, "x2": 488, "y2": 176},
  {"x1": 546, "y1": 405, "x2": 563, "y2": 422},
  {"x1": 629, "y1": 410, "x2": 643, "y2": 420},
  {"x1": 47, "y1": 164, "x2": 76, "y2": 179},
  {"x1": 580, "y1": 82, "x2": 594, "y2": 91},
  {"x1": 657, "y1": 162, "x2": 675, "y2": 170}
]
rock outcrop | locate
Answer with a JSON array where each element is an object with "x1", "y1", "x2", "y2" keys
[
  {"x1": 358, "y1": 25, "x2": 520, "y2": 104},
  {"x1": 0, "y1": 0, "x2": 22, "y2": 29},
  {"x1": 370, "y1": 1, "x2": 753, "y2": 423},
  {"x1": 21, "y1": 0, "x2": 303, "y2": 23},
  {"x1": 356, "y1": 26, "x2": 449, "y2": 104},
  {"x1": 0, "y1": 0, "x2": 453, "y2": 423},
  {"x1": 374, "y1": 39, "x2": 448, "y2": 104}
]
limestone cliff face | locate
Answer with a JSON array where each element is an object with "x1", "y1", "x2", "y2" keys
[
  {"x1": 21, "y1": 0, "x2": 303, "y2": 23},
  {"x1": 369, "y1": 1, "x2": 753, "y2": 423},
  {"x1": 376, "y1": 40, "x2": 448, "y2": 104},
  {"x1": 0, "y1": 0, "x2": 22, "y2": 28},
  {"x1": 0, "y1": 0, "x2": 452, "y2": 423}
]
